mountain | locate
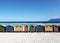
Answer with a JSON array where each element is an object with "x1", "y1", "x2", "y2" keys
[{"x1": 49, "y1": 18, "x2": 60, "y2": 21}]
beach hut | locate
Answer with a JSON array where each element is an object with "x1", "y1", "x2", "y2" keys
[
  {"x1": 45, "y1": 25, "x2": 53, "y2": 32},
  {"x1": 0, "y1": 25, "x2": 5, "y2": 32},
  {"x1": 29, "y1": 25, "x2": 35, "y2": 32},
  {"x1": 5, "y1": 25, "x2": 14, "y2": 32},
  {"x1": 53, "y1": 25, "x2": 58, "y2": 32},
  {"x1": 14, "y1": 25, "x2": 23, "y2": 32},
  {"x1": 58, "y1": 26, "x2": 60, "y2": 32},
  {"x1": 35, "y1": 25, "x2": 44, "y2": 32},
  {"x1": 24, "y1": 25, "x2": 29, "y2": 32}
]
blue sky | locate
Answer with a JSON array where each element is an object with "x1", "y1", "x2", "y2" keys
[{"x1": 0, "y1": 0, "x2": 60, "y2": 21}]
